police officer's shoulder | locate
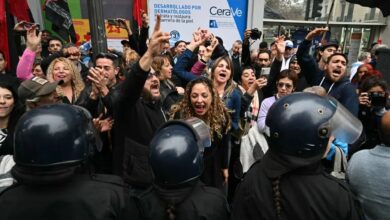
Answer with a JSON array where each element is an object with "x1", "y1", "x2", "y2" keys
[
  {"x1": 321, "y1": 171, "x2": 351, "y2": 191},
  {"x1": 239, "y1": 160, "x2": 263, "y2": 182},
  {"x1": 198, "y1": 182, "x2": 227, "y2": 200},
  {"x1": 90, "y1": 174, "x2": 127, "y2": 187}
]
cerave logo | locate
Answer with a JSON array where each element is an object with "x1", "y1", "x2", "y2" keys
[
  {"x1": 170, "y1": 30, "x2": 180, "y2": 41},
  {"x1": 209, "y1": 6, "x2": 242, "y2": 17},
  {"x1": 209, "y1": 20, "x2": 218, "y2": 28}
]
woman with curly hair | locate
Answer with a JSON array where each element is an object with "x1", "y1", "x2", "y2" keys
[
  {"x1": 46, "y1": 57, "x2": 85, "y2": 104},
  {"x1": 170, "y1": 77, "x2": 231, "y2": 190}
]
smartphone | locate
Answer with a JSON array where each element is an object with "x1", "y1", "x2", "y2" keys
[
  {"x1": 14, "y1": 21, "x2": 40, "y2": 31},
  {"x1": 260, "y1": 67, "x2": 270, "y2": 77},
  {"x1": 23, "y1": 22, "x2": 38, "y2": 30},
  {"x1": 107, "y1": 19, "x2": 119, "y2": 26}
]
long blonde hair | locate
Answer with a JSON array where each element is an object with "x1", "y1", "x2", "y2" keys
[
  {"x1": 46, "y1": 57, "x2": 85, "y2": 102},
  {"x1": 169, "y1": 77, "x2": 231, "y2": 140}
]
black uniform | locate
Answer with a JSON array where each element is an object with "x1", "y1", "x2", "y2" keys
[
  {"x1": 231, "y1": 151, "x2": 360, "y2": 220},
  {"x1": 131, "y1": 182, "x2": 230, "y2": 220},
  {"x1": 0, "y1": 174, "x2": 131, "y2": 220}
]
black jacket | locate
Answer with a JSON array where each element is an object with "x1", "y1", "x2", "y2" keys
[
  {"x1": 131, "y1": 182, "x2": 230, "y2": 220},
  {"x1": 231, "y1": 151, "x2": 360, "y2": 220},
  {"x1": 297, "y1": 40, "x2": 359, "y2": 116},
  {"x1": 159, "y1": 80, "x2": 182, "y2": 114},
  {"x1": 0, "y1": 174, "x2": 132, "y2": 220},
  {"x1": 113, "y1": 62, "x2": 166, "y2": 187},
  {"x1": 76, "y1": 84, "x2": 122, "y2": 174}
]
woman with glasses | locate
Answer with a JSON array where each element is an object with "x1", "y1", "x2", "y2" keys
[{"x1": 257, "y1": 69, "x2": 298, "y2": 134}]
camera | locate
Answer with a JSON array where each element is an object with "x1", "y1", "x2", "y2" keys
[
  {"x1": 368, "y1": 92, "x2": 387, "y2": 107},
  {"x1": 107, "y1": 19, "x2": 119, "y2": 26},
  {"x1": 250, "y1": 28, "x2": 262, "y2": 40}
]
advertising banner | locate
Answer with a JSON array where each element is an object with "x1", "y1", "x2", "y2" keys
[
  {"x1": 148, "y1": 0, "x2": 248, "y2": 48},
  {"x1": 73, "y1": 19, "x2": 130, "y2": 50}
]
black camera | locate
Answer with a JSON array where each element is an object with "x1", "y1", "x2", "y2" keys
[
  {"x1": 250, "y1": 28, "x2": 262, "y2": 40},
  {"x1": 107, "y1": 19, "x2": 119, "y2": 26},
  {"x1": 368, "y1": 92, "x2": 387, "y2": 107}
]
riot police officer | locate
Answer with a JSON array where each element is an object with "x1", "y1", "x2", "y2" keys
[
  {"x1": 131, "y1": 117, "x2": 230, "y2": 220},
  {"x1": 231, "y1": 93, "x2": 362, "y2": 220},
  {"x1": 0, "y1": 104, "x2": 132, "y2": 220}
]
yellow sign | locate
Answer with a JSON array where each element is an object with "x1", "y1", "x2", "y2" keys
[{"x1": 73, "y1": 19, "x2": 129, "y2": 45}]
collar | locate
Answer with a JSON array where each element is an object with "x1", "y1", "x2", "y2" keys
[{"x1": 262, "y1": 149, "x2": 323, "y2": 178}]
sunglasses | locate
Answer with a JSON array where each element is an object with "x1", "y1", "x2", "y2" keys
[{"x1": 277, "y1": 82, "x2": 293, "y2": 89}]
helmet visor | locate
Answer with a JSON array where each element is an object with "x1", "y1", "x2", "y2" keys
[
  {"x1": 184, "y1": 117, "x2": 211, "y2": 150},
  {"x1": 73, "y1": 105, "x2": 103, "y2": 153},
  {"x1": 326, "y1": 98, "x2": 363, "y2": 144}
]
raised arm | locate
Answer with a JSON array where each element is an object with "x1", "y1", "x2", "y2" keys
[
  {"x1": 122, "y1": 14, "x2": 170, "y2": 102},
  {"x1": 173, "y1": 28, "x2": 212, "y2": 84},
  {"x1": 17, "y1": 26, "x2": 41, "y2": 80},
  {"x1": 297, "y1": 28, "x2": 328, "y2": 85}
]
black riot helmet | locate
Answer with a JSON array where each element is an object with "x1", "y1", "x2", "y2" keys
[
  {"x1": 266, "y1": 93, "x2": 362, "y2": 158},
  {"x1": 13, "y1": 104, "x2": 101, "y2": 170},
  {"x1": 150, "y1": 117, "x2": 211, "y2": 188}
]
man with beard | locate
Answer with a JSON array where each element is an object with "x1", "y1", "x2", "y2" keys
[
  {"x1": 241, "y1": 29, "x2": 272, "y2": 78},
  {"x1": 112, "y1": 15, "x2": 170, "y2": 193},
  {"x1": 297, "y1": 28, "x2": 358, "y2": 116}
]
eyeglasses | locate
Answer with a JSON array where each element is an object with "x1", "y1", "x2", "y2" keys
[
  {"x1": 147, "y1": 72, "x2": 157, "y2": 79},
  {"x1": 277, "y1": 82, "x2": 293, "y2": 89}
]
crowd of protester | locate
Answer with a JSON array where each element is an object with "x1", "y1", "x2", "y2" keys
[{"x1": 0, "y1": 11, "x2": 389, "y2": 219}]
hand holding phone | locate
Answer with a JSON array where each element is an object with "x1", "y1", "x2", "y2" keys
[
  {"x1": 14, "y1": 21, "x2": 40, "y2": 32},
  {"x1": 107, "y1": 19, "x2": 119, "y2": 26},
  {"x1": 260, "y1": 67, "x2": 270, "y2": 77}
]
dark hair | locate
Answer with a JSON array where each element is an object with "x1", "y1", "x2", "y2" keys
[
  {"x1": 216, "y1": 36, "x2": 223, "y2": 46},
  {"x1": 326, "y1": 53, "x2": 349, "y2": 65},
  {"x1": 272, "y1": 177, "x2": 283, "y2": 220},
  {"x1": 174, "y1": 40, "x2": 186, "y2": 48},
  {"x1": 48, "y1": 36, "x2": 63, "y2": 45},
  {"x1": 258, "y1": 49, "x2": 271, "y2": 59},
  {"x1": 41, "y1": 29, "x2": 52, "y2": 35},
  {"x1": 276, "y1": 69, "x2": 298, "y2": 87},
  {"x1": 259, "y1": 41, "x2": 268, "y2": 49},
  {"x1": 0, "y1": 82, "x2": 24, "y2": 154},
  {"x1": 95, "y1": 52, "x2": 119, "y2": 67},
  {"x1": 359, "y1": 76, "x2": 388, "y2": 93},
  {"x1": 239, "y1": 66, "x2": 255, "y2": 84}
]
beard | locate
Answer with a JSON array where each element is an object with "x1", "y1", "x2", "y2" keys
[{"x1": 141, "y1": 88, "x2": 161, "y2": 103}]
